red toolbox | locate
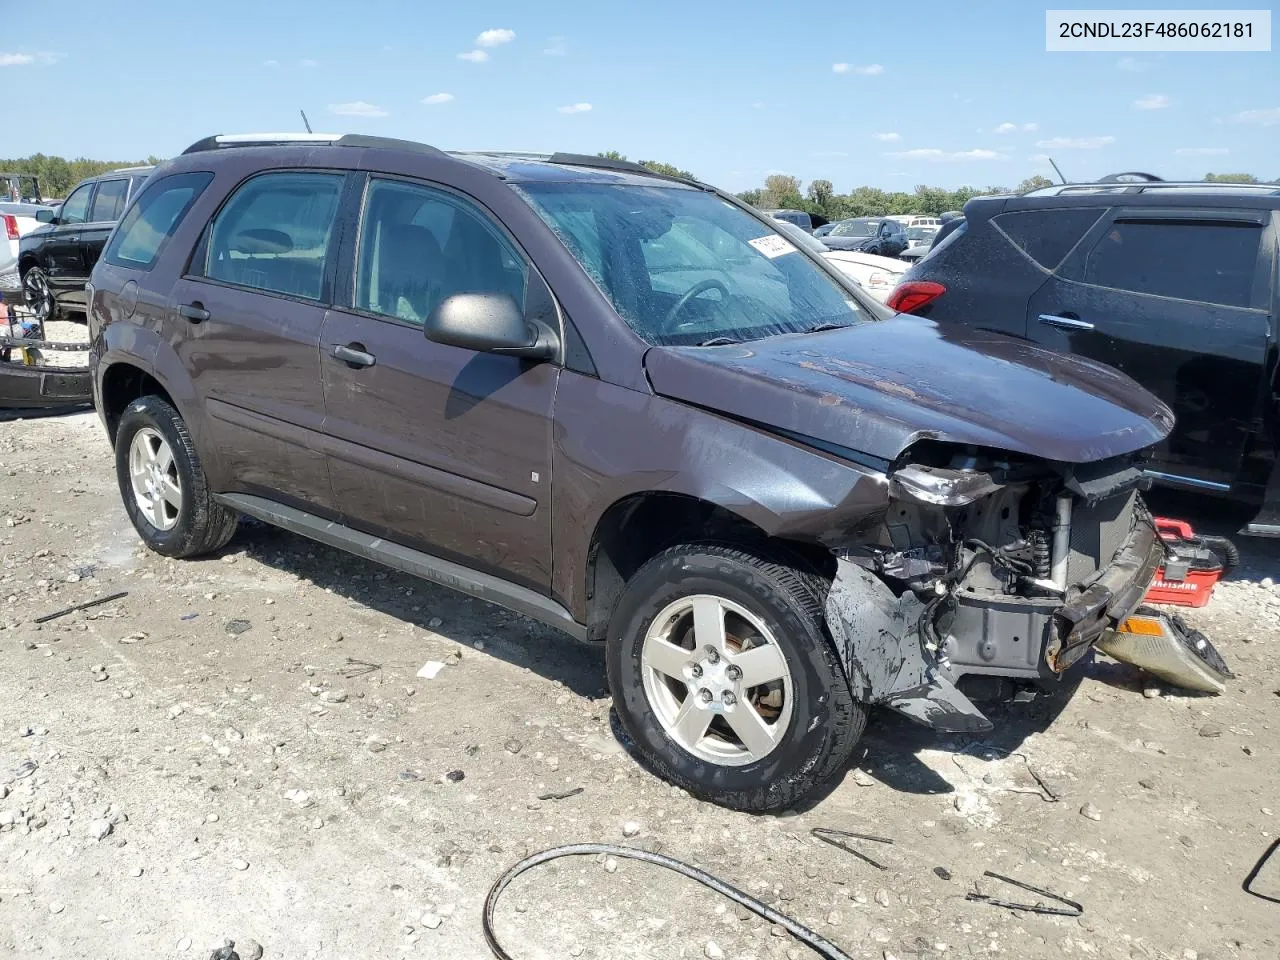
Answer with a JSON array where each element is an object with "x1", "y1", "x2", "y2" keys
[{"x1": 1144, "y1": 518, "x2": 1238, "y2": 608}]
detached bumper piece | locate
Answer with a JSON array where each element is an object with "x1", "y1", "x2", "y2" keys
[{"x1": 0, "y1": 335, "x2": 92, "y2": 410}]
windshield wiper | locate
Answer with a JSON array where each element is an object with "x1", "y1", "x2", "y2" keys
[
  {"x1": 804, "y1": 322, "x2": 850, "y2": 334},
  {"x1": 695, "y1": 336, "x2": 740, "y2": 346}
]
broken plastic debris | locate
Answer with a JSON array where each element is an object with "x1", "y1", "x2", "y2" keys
[{"x1": 416, "y1": 661, "x2": 445, "y2": 680}]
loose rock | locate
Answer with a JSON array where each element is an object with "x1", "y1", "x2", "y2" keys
[
  {"x1": 1198, "y1": 723, "x2": 1223, "y2": 738},
  {"x1": 705, "y1": 941, "x2": 725, "y2": 959},
  {"x1": 622, "y1": 820, "x2": 641, "y2": 837},
  {"x1": 1080, "y1": 802, "x2": 1103, "y2": 821}
]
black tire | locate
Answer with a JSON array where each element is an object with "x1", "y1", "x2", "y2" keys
[
  {"x1": 606, "y1": 543, "x2": 864, "y2": 812},
  {"x1": 114, "y1": 395, "x2": 238, "y2": 558}
]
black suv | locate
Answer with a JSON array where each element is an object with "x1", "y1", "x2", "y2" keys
[
  {"x1": 85, "y1": 134, "x2": 1208, "y2": 811},
  {"x1": 893, "y1": 181, "x2": 1280, "y2": 533},
  {"x1": 19, "y1": 167, "x2": 153, "y2": 322}
]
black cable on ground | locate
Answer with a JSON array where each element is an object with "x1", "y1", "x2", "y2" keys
[{"x1": 482, "y1": 842, "x2": 856, "y2": 960}]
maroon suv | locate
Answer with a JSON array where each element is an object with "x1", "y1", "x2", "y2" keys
[{"x1": 88, "y1": 134, "x2": 1174, "y2": 811}]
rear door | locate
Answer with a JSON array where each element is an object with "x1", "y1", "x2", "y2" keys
[
  {"x1": 43, "y1": 181, "x2": 94, "y2": 292},
  {"x1": 1027, "y1": 208, "x2": 1272, "y2": 487},
  {"x1": 318, "y1": 174, "x2": 558, "y2": 589},
  {"x1": 169, "y1": 169, "x2": 346, "y2": 514}
]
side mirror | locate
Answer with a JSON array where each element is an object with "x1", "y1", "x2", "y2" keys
[
  {"x1": 36, "y1": 208, "x2": 56, "y2": 224},
  {"x1": 423, "y1": 292, "x2": 559, "y2": 361}
]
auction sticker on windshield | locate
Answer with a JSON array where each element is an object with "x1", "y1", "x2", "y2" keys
[{"x1": 748, "y1": 234, "x2": 797, "y2": 259}]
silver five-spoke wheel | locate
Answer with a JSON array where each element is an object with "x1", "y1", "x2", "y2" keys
[
  {"x1": 641, "y1": 594, "x2": 793, "y2": 766},
  {"x1": 128, "y1": 427, "x2": 182, "y2": 531}
]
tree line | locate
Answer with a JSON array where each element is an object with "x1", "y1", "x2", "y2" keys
[
  {"x1": 1, "y1": 154, "x2": 161, "y2": 198},
  {"x1": 5, "y1": 150, "x2": 1273, "y2": 212}
]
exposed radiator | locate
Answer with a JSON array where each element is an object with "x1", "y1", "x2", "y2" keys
[{"x1": 1067, "y1": 490, "x2": 1138, "y2": 585}]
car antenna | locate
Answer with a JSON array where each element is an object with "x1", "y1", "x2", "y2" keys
[
  {"x1": 1048, "y1": 157, "x2": 1068, "y2": 185},
  {"x1": 300, "y1": 109, "x2": 313, "y2": 134}
]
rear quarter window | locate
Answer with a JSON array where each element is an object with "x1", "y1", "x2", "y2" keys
[
  {"x1": 992, "y1": 208, "x2": 1105, "y2": 271},
  {"x1": 103, "y1": 172, "x2": 214, "y2": 271},
  {"x1": 1081, "y1": 218, "x2": 1263, "y2": 308}
]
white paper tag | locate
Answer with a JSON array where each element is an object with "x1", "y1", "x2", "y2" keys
[{"x1": 747, "y1": 234, "x2": 797, "y2": 259}]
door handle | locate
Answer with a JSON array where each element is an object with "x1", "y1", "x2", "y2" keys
[
  {"x1": 178, "y1": 303, "x2": 210, "y2": 323},
  {"x1": 333, "y1": 343, "x2": 376, "y2": 368},
  {"x1": 1038, "y1": 313, "x2": 1094, "y2": 332}
]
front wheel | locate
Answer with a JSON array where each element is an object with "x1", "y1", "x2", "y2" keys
[
  {"x1": 606, "y1": 543, "x2": 864, "y2": 812},
  {"x1": 114, "y1": 395, "x2": 239, "y2": 558},
  {"x1": 22, "y1": 266, "x2": 56, "y2": 324}
]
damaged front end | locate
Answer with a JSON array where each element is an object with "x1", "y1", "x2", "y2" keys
[{"x1": 824, "y1": 447, "x2": 1168, "y2": 732}]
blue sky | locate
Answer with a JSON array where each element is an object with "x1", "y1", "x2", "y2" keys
[{"x1": 5, "y1": 0, "x2": 1277, "y2": 192}]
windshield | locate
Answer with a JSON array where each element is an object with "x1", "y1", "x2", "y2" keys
[
  {"x1": 831, "y1": 219, "x2": 876, "y2": 238},
  {"x1": 516, "y1": 182, "x2": 872, "y2": 346},
  {"x1": 907, "y1": 226, "x2": 937, "y2": 241}
]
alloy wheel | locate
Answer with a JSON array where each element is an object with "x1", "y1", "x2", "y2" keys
[
  {"x1": 128, "y1": 427, "x2": 183, "y2": 531},
  {"x1": 22, "y1": 268, "x2": 53, "y2": 324},
  {"x1": 640, "y1": 594, "x2": 794, "y2": 767}
]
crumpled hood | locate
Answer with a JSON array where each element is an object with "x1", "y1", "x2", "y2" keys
[{"x1": 643, "y1": 315, "x2": 1173, "y2": 465}]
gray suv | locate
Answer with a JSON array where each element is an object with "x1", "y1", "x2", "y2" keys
[{"x1": 88, "y1": 133, "x2": 1189, "y2": 811}]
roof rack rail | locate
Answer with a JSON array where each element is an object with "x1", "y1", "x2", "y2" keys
[
  {"x1": 547, "y1": 152, "x2": 654, "y2": 176},
  {"x1": 1027, "y1": 180, "x2": 1280, "y2": 197},
  {"x1": 181, "y1": 133, "x2": 447, "y2": 158}
]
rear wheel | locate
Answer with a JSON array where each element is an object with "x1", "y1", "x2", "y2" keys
[
  {"x1": 114, "y1": 395, "x2": 238, "y2": 558},
  {"x1": 606, "y1": 543, "x2": 864, "y2": 812}
]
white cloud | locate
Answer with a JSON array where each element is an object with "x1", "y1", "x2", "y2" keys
[
  {"x1": 544, "y1": 36, "x2": 567, "y2": 56},
  {"x1": 421, "y1": 93, "x2": 454, "y2": 105},
  {"x1": 1134, "y1": 93, "x2": 1169, "y2": 110},
  {"x1": 457, "y1": 49, "x2": 488, "y2": 62},
  {"x1": 1174, "y1": 146, "x2": 1230, "y2": 156},
  {"x1": 1023, "y1": 122, "x2": 1039, "y2": 131},
  {"x1": 1116, "y1": 56, "x2": 1148, "y2": 72},
  {"x1": 1225, "y1": 107, "x2": 1280, "y2": 126},
  {"x1": 0, "y1": 53, "x2": 35, "y2": 66},
  {"x1": 263, "y1": 58, "x2": 279, "y2": 67},
  {"x1": 871, "y1": 132, "x2": 901, "y2": 142},
  {"x1": 834, "y1": 63, "x2": 883, "y2": 75},
  {"x1": 299, "y1": 58, "x2": 318, "y2": 68},
  {"x1": 328, "y1": 101, "x2": 389, "y2": 118},
  {"x1": 888, "y1": 148, "x2": 1005, "y2": 162},
  {"x1": 557, "y1": 102, "x2": 592, "y2": 114},
  {"x1": 994, "y1": 122, "x2": 1017, "y2": 134},
  {"x1": 476, "y1": 28, "x2": 515, "y2": 47},
  {"x1": 1035, "y1": 135, "x2": 1114, "y2": 149}
]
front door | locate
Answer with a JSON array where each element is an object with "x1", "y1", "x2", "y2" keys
[
  {"x1": 319, "y1": 175, "x2": 558, "y2": 590},
  {"x1": 1028, "y1": 208, "x2": 1273, "y2": 487},
  {"x1": 43, "y1": 181, "x2": 94, "y2": 292},
  {"x1": 171, "y1": 169, "x2": 347, "y2": 514}
]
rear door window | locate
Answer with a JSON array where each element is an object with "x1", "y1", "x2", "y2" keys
[
  {"x1": 1080, "y1": 218, "x2": 1263, "y2": 307},
  {"x1": 202, "y1": 171, "x2": 344, "y2": 301},
  {"x1": 104, "y1": 172, "x2": 214, "y2": 270},
  {"x1": 59, "y1": 183, "x2": 94, "y2": 225},
  {"x1": 88, "y1": 179, "x2": 129, "y2": 223},
  {"x1": 992, "y1": 208, "x2": 1105, "y2": 271}
]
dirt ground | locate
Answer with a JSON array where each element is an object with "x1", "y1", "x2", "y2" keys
[{"x1": 1, "y1": 409, "x2": 1277, "y2": 960}]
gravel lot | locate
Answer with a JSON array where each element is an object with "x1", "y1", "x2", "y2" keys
[{"x1": 1, "y1": 409, "x2": 1277, "y2": 960}]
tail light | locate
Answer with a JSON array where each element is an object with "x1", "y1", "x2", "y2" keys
[
  {"x1": 886, "y1": 280, "x2": 945, "y2": 314},
  {"x1": 2, "y1": 215, "x2": 17, "y2": 240}
]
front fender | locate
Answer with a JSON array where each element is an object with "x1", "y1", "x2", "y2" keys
[{"x1": 550, "y1": 372, "x2": 890, "y2": 618}]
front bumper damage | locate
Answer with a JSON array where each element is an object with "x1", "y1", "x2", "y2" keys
[{"x1": 823, "y1": 494, "x2": 1166, "y2": 733}]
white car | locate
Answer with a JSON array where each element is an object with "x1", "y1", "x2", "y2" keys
[
  {"x1": 820, "y1": 249, "x2": 908, "y2": 302},
  {"x1": 0, "y1": 202, "x2": 49, "y2": 303}
]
